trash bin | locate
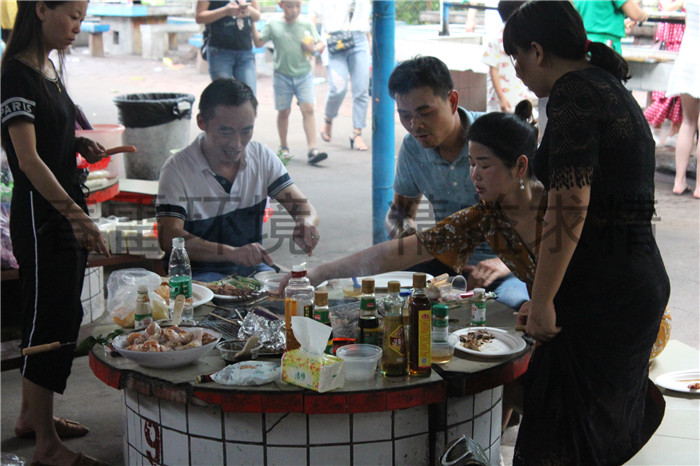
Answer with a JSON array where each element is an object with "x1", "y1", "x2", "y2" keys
[{"x1": 114, "y1": 93, "x2": 195, "y2": 180}]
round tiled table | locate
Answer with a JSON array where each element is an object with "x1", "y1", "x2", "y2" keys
[{"x1": 90, "y1": 300, "x2": 531, "y2": 466}]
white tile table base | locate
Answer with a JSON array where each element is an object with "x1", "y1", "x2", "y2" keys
[{"x1": 122, "y1": 387, "x2": 503, "y2": 466}]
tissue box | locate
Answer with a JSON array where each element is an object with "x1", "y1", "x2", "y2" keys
[{"x1": 281, "y1": 349, "x2": 344, "y2": 392}]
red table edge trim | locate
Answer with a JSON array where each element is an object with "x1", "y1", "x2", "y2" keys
[{"x1": 86, "y1": 180, "x2": 120, "y2": 204}]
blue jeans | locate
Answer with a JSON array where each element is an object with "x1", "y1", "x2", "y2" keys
[
  {"x1": 324, "y1": 31, "x2": 370, "y2": 130},
  {"x1": 192, "y1": 263, "x2": 272, "y2": 282},
  {"x1": 208, "y1": 46, "x2": 257, "y2": 95},
  {"x1": 491, "y1": 274, "x2": 529, "y2": 310}
]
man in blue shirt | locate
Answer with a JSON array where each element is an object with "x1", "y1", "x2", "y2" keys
[{"x1": 386, "y1": 56, "x2": 528, "y2": 309}]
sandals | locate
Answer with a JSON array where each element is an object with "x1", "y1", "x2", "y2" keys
[
  {"x1": 320, "y1": 119, "x2": 332, "y2": 142},
  {"x1": 276, "y1": 147, "x2": 293, "y2": 166},
  {"x1": 15, "y1": 417, "x2": 89, "y2": 439},
  {"x1": 349, "y1": 131, "x2": 368, "y2": 151},
  {"x1": 307, "y1": 149, "x2": 328, "y2": 165},
  {"x1": 30, "y1": 452, "x2": 108, "y2": 466}
]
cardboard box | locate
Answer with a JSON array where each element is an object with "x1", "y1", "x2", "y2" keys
[{"x1": 281, "y1": 349, "x2": 344, "y2": 393}]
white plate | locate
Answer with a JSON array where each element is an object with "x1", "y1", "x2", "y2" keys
[
  {"x1": 319, "y1": 271, "x2": 434, "y2": 289},
  {"x1": 448, "y1": 327, "x2": 526, "y2": 358},
  {"x1": 192, "y1": 283, "x2": 214, "y2": 307},
  {"x1": 655, "y1": 369, "x2": 700, "y2": 395},
  {"x1": 112, "y1": 327, "x2": 221, "y2": 369}
]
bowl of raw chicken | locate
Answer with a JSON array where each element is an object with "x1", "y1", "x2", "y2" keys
[{"x1": 112, "y1": 322, "x2": 221, "y2": 369}]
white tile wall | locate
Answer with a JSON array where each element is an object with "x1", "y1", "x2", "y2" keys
[
  {"x1": 394, "y1": 405, "x2": 429, "y2": 437},
  {"x1": 473, "y1": 411, "x2": 492, "y2": 454},
  {"x1": 225, "y1": 443, "x2": 264, "y2": 466},
  {"x1": 139, "y1": 393, "x2": 160, "y2": 422},
  {"x1": 309, "y1": 445, "x2": 351, "y2": 466},
  {"x1": 353, "y1": 441, "x2": 392, "y2": 466},
  {"x1": 395, "y1": 433, "x2": 429, "y2": 466},
  {"x1": 352, "y1": 411, "x2": 392, "y2": 443},
  {"x1": 474, "y1": 389, "x2": 494, "y2": 416},
  {"x1": 224, "y1": 412, "x2": 263, "y2": 443},
  {"x1": 309, "y1": 414, "x2": 350, "y2": 445},
  {"x1": 490, "y1": 400, "x2": 502, "y2": 447},
  {"x1": 127, "y1": 446, "x2": 142, "y2": 466},
  {"x1": 447, "y1": 394, "x2": 475, "y2": 425},
  {"x1": 123, "y1": 403, "x2": 130, "y2": 465},
  {"x1": 447, "y1": 421, "x2": 473, "y2": 446},
  {"x1": 489, "y1": 437, "x2": 501, "y2": 466},
  {"x1": 190, "y1": 437, "x2": 224, "y2": 466},
  {"x1": 160, "y1": 399, "x2": 187, "y2": 432},
  {"x1": 267, "y1": 446, "x2": 307, "y2": 466},
  {"x1": 266, "y1": 413, "x2": 307, "y2": 445},
  {"x1": 187, "y1": 403, "x2": 222, "y2": 439},
  {"x1": 126, "y1": 410, "x2": 142, "y2": 454},
  {"x1": 161, "y1": 428, "x2": 189, "y2": 466},
  {"x1": 125, "y1": 389, "x2": 139, "y2": 411}
]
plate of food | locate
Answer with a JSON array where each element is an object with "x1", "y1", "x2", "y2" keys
[
  {"x1": 112, "y1": 322, "x2": 221, "y2": 369},
  {"x1": 448, "y1": 327, "x2": 526, "y2": 358},
  {"x1": 200, "y1": 275, "x2": 265, "y2": 302},
  {"x1": 192, "y1": 283, "x2": 215, "y2": 307},
  {"x1": 655, "y1": 370, "x2": 700, "y2": 395}
]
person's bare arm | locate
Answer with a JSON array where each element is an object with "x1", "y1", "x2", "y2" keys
[
  {"x1": 8, "y1": 122, "x2": 109, "y2": 256},
  {"x1": 239, "y1": 1, "x2": 261, "y2": 22},
  {"x1": 157, "y1": 216, "x2": 273, "y2": 267},
  {"x1": 385, "y1": 193, "x2": 421, "y2": 239},
  {"x1": 622, "y1": 0, "x2": 649, "y2": 22},
  {"x1": 308, "y1": 235, "x2": 434, "y2": 286},
  {"x1": 251, "y1": 20, "x2": 265, "y2": 47},
  {"x1": 489, "y1": 65, "x2": 512, "y2": 113},
  {"x1": 273, "y1": 184, "x2": 320, "y2": 254},
  {"x1": 196, "y1": 1, "x2": 236, "y2": 24}
]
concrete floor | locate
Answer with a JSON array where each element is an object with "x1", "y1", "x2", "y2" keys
[{"x1": 2, "y1": 37, "x2": 699, "y2": 465}]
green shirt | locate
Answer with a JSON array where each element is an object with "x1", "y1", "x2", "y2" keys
[
  {"x1": 259, "y1": 19, "x2": 320, "y2": 78},
  {"x1": 574, "y1": 0, "x2": 628, "y2": 39}
]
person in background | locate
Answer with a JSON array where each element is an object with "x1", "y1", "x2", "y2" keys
[
  {"x1": 313, "y1": 0, "x2": 371, "y2": 151},
  {"x1": 156, "y1": 79, "x2": 321, "y2": 282},
  {"x1": 252, "y1": 0, "x2": 328, "y2": 165},
  {"x1": 1, "y1": 2, "x2": 110, "y2": 465},
  {"x1": 196, "y1": 1, "x2": 261, "y2": 94},
  {"x1": 385, "y1": 56, "x2": 529, "y2": 310},
  {"x1": 503, "y1": 2, "x2": 669, "y2": 463},
  {"x1": 574, "y1": 0, "x2": 649, "y2": 54},
  {"x1": 644, "y1": 0, "x2": 685, "y2": 145},
  {"x1": 665, "y1": 0, "x2": 700, "y2": 197},
  {"x1": 482, "y1": 0, "x2": 535, "y2": 113}
]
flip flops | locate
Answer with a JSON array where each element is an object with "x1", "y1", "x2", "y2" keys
[{"x1": 15, "y1": 417, "x2": 89, "y2": 439}]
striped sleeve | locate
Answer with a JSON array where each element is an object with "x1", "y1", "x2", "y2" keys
[
  {"x1": 156, "y1": 157, "x2": 188, "y2": 220},
  {"x1": 259, "y1": 143, "x2": 294, "y2": 197},
  {"x1": 1, "y1": 62, "x2": 37, "y2": 125}
]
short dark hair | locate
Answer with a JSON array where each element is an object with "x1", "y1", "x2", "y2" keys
[
  {"x1": 497, "y1": 1, "x2": 526, "y2": 22},
  {"x1": 503, "y1": 1, "x2": 629, "y2": 81},
  {"x1": 468, "y1": 105, "x2": 537, "y2": 177},
  {"x1": 388, "y1": 56, "x2": 453, "y2": 99},
  {"x1": 199, "y1": 79, "x2": 258, "y2": 121}
]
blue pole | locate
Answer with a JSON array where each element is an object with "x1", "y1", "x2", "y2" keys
[{"x1": 371, "y1": 0, "x2": 395, "y2": 245}]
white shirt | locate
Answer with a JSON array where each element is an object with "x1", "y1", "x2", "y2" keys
[{"x1": 311, "y1": 0, "x2": 371, "y2": 33}]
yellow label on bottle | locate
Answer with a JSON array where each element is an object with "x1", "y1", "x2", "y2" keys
[{"x1": 417, "y1": 309, "x2": 431, "y2": 368}]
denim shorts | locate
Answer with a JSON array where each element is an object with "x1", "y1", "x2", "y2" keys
[{"x1": 273, "y1": 71, "x2": 315, "y2": 110}]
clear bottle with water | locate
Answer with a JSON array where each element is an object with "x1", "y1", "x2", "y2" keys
[{"x1": 168, "y1": 237, "x2": 194, "y2": 324}]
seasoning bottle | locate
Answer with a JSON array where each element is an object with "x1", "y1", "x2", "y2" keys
[
  {"x1": 358, "y1": 279, "x2": 382, "y2": 346},
  {"x1": 407, "y1": 273, "x2": 432, "y2": 377},
  {"x1": 169, "y1": 237, "x2": 193, "y2": 324},
  {"x1": 381, "y1": 280, "x2": 407, "y2": 376},
  {"x1": 471, "y1": 288, "x2": 487, "y2": 326},
  {"x1": 134, "y1": 284, "x2": 152, "y2": 330},
  {"x1": 313, "y1": 290, "x2": 333, "y2": 354},
  {"x1": 284, "y1": 263, "x2": 315, "y2": 350},
  {"x1": 431, "y1": 303, "x2": 452, "y2": 364}
]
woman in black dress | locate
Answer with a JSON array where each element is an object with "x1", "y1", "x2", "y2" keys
[
  {"x1": 2, "y1": 2, "x2": 109, "y2": 465},
  {"x1": 502, "y1": 2, "x2": 670, "y2": 465}
]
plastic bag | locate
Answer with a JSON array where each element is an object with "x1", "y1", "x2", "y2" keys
[
  {"x1": 439, "y1": 434, "x2": 489, "y2": 466},
  {"x1": 107, "y1": 268, "x2": 162, "y2": 327},
  {"x1": 211, "y1": 360, "x2": 280, "y2": 386}
]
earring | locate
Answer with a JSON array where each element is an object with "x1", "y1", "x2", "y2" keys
[{"x1": 519, "y1": 178, "x2": 525, "y2": 190}]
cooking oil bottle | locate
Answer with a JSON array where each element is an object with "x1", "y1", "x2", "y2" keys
[
  {"x1": 381, "y1": 280, "x2": 406, "y2": 376},
  {"x1": 358, "y1": 279, "x2": 382, "y2": 346}
]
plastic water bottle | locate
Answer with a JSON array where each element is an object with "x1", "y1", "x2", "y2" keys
[
  {"x1": 168, "y1": 237, "x2": 194, "y2": 324},
  {"x1": 284, "y1": 263, "x2": 315, "y2": 350}
]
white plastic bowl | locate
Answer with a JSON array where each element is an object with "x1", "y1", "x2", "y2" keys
[
  {"x1": 112, "y1": 327, "x2": 221, "y2": 369},
  {"x1": 336, "y1": 344, "x2": 382, "y2": 381}
]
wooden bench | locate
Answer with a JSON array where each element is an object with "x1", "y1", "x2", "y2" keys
[{"x1": 80, "y1": 21, "x2": 110, "y2": 57}]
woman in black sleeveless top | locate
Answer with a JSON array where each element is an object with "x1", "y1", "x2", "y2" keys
[{"x1": 196, "y1": 1, "x2": 261, "y2": 94}]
